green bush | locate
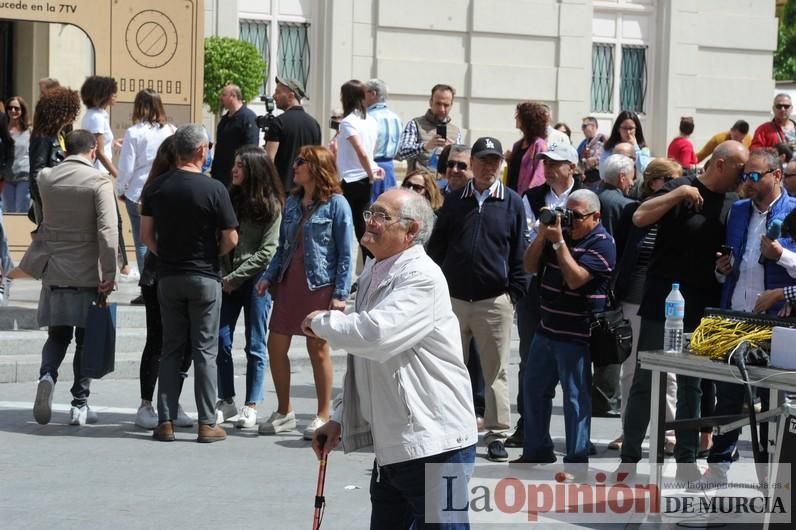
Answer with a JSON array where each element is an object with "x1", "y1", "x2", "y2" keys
[{"x1": 203, "y1": 36, "x2": 266, "y2": 114}]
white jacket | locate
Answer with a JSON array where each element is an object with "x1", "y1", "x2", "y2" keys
[{"x1": 311, "y1": 244, "x2": 478, "y2": 466}]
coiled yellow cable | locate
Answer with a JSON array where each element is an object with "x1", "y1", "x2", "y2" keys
[{"x1": 689, "y1": 316, "x2": 772, "y2": 360}]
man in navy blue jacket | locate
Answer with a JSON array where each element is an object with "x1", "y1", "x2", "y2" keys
[{"x1": 428, "y1": 136, "x2": 529, "y2": 462}]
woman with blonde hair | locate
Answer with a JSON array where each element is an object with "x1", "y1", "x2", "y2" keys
[
  {"x1": 256, "y1": 145, "x2": 353, "y2": 440},
  {"x1": 401, "y1": 169, "x2": 444, "y2": 211}
]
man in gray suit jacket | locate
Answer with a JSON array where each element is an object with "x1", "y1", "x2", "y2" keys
[{"x1": 20, "y1": 129, "x2": 118, "y2": 426}]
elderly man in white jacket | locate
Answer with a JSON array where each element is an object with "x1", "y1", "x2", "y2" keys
[{"x1": 303, "y1": 188, "x2": 478, "y2": 529}]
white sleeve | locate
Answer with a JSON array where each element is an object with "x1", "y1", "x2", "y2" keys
[
  {"x1": 116, "y1": 128, "x2": 135, "y2": 194},
  {"x1": 777, "y1": 247, "x2": 796, "y2": 279},
  {"x1": 310, "y1": 271, "x2": 437, "y2": 362},
  {"x1": 81, "y1": 111, "x2": 103, "y2": 135},
  {"x1": 339, "y1": 119, "x2": 358, "y2": 141}
]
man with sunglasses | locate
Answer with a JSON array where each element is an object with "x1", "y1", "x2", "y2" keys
[
  {"x1": 703, "y1": 149, "x2": 796, "y2": 481},
  {"x1": 428, "y1": 137, "x2": 529, "y2": 462},
  {"x1": 517, "y1": 188, "x2": 615, "y2": 469},
  {"x1": 619, "y1": 140, "x2": 749, "y2": 480},
  {"x1": 751, "y1": 94, "x2": 796, "y2": 150},
  {"x1": 441, "y1": 144, "x2": 473, "y2": 195}
]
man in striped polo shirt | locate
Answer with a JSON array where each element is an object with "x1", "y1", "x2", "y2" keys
[{"x1": 516, "y1": 188, "x2": 616, "y2": 466}]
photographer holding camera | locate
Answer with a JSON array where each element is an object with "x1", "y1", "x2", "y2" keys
[
  {"x1": 517, "y1": 188, "x2": 615, "y2": 466},
  {"x1": 264, "y1": 77, "x2": 321, "y2": 190}
]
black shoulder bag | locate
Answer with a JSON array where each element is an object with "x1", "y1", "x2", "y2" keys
[{"x1": 590, "y1": 290, "x2": 633, "y2": 367}]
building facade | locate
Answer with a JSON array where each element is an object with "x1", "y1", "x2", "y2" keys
[{"x1": 209, "y1": 0, "x2": 779, "y2": 157}]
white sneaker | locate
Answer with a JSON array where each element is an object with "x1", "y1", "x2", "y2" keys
[
  {"x1": 258, "y1": 410, "x2": 297, "y2": 435},
  {"x1": 215, "y1": 399, "x2": 237, "y2": 424},
  {"x1": 176, "y1": 405, "x2": 193, "y2": 427},
  {"x1": 235, "y1": 405, "x2": 257, "y2": 428},
  {"x1": 69, "y1": 405, "x2": 98, "y2": 426},
  {"x1": 303, "y1": 416, "x2": 328, "y2": 440},
  {"x1": 119, "y1": 268, "x2": 140, "y2": 283},
  {"x1": 33, "y1": 374, "x2": 55, "y2": 425},
  {"x1": 135, "y1": 404, "x2": 158, "y2": 429}
]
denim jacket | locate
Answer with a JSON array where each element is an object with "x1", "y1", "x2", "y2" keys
[{"x1": 264, "y1": 193, "x2": 354, "y2": 299}]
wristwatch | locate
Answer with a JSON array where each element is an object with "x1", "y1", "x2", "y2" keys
[{"x1": 552, "y1": 240, "x2": 566, "y2": 252}]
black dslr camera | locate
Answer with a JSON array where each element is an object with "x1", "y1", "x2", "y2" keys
[
  {"x1": 539, "y1": 207, "x2": 574, "y2": 228},
  {"x1": 255, "y1": 95, "x2": 277, "y2": 140}
]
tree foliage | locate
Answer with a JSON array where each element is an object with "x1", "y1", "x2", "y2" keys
[
  {"x1": 775, "y1": 1, "x2": 796, "y2": 81},
  {"x1": 203, "y1": 37, "x2": 266, "y2": 114}
]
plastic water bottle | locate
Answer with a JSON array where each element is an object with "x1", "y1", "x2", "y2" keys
[
  {"x1": 428, "y1": 147, "x2": 442, "y2": 172},
  {"x1": 663, "y1": 283, "x2": 685, "y2": 353}
]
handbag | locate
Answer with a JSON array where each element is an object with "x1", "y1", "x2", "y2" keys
[
  {"x1": 590, "y1": 291, "x2": 633, "y2": 367},
  {"x1": 81, "y1": 293, "x2": 117, "y2": 378}
]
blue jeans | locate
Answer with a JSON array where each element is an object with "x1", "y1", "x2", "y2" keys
[
  {"x1": 217, "y1": 275, "x2": 271, "y2": 403},
  {"x1": 0, "y1": 212, "x2": 13, "y2": 274},
  {"x1": 124, "y1": 197, "x2": 146, "y2": 276},
  {"x1": 523, "y1": 333, "x2": 592, "y2": 463},
  {"x1": 707, "y1": 381, "x2": 747, "y2": 463},
  {"x1": 370, "y1": 444, "x2": 476, "y2": 530},
  {"x1": 3, "y1": 180, "x2": 30, "y2": 213}
]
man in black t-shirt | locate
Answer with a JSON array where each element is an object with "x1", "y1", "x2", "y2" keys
[
  {"x1": 210, "y1": 84, "x2": 260, "y2": 187},
  {"x1": 619, "y1": 141, "x2": 748, "y2": 476},
  {"x1": 141, "y1": 124, "x2": 239, "y2": 444},
  {"x1": 265, "y1": 77, "x2": 321, "y2": 190}
]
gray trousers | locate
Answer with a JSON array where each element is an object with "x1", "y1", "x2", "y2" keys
[{"x1": 157, "y1": 275, "x2": 222, "y2": 425}]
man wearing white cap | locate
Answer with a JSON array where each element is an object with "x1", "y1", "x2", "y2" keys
[
  {"x1": 505, "y1": 142, "x2": 584, "y2": 449},
  {"x1": 428, "y1": 136, "x2": 529, "y2": 462}
]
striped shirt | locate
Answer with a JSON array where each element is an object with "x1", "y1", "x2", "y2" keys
[{"x1": 538, "y1": 224, "x2": 616, "y2": 341}]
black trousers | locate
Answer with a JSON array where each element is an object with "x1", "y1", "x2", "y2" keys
[{"x1": 342, "y1": 178, "x2": 373, "y2": 263}]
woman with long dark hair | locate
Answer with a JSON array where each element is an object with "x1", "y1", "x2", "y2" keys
[
  {"x1": 600, "y1": 110, "x2": 652, "y2": 176},
  {"x1": 3, "y1": 96, "x2": 30, "y2": 212},
  {"x1": 336, "y1": 79, "x2": 380, "y2": 263},
  {"x1": 256, "y1": 145, "x2": 353, "y2": 440},
  {"x1": 134, "y1": 136, "x2": 194, "y2": 429},
  {"x1": 117, "y1": 89, "x2": 175, "y2": 283},
  {"x1": 214, "y1": 146, "x2": 283, "y2": 428}
]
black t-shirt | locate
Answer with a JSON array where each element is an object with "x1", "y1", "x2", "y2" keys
[
  {"x1": 211, "y1": 105, "x2": 260, "y2": 187},
  {"x1": 140, "y1": 169, "x2": 238, "y2": 279},
  {"x1": 270, "y1": 106, "x2": 321, "y2": 190},
  {"x1": 638, "y1": 174, "x2": 734, "y2": 328}
]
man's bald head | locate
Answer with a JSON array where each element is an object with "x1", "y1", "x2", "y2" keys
[
  {"x1": 705, "y1": 140, "x2": 749, "y2": 193},
  {"x1": 612, "y1": 142, "x2": 636, "y2": 160}
]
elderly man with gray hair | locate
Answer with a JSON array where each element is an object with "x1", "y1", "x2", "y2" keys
[
  {"x1": 517, "y1": 188, "x2": 616, "y2": 468},
  {"x1": 140, "y1": 124, "x2": 239, "y2": 443},
  {"x1": 365, "y1": 78, "x2": 403, "y2": 202},
  {"x1": 305, "y1": 188, "x2": 478, "y2": 528}
]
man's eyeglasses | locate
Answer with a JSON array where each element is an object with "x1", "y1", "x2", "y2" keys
[
  {"x1": 741, "y1": 169, "x2": 776, "y2": 183},
  {"x1": 294, "y1": 157, "x2": 307, "y2": 167},
  {"x1": 363, "y1": 210, "x2": 407, "y2": 225},
  {"x1": 775, "y1": 104, "x2": 792, "y2": 110},
  {"x1": 446, "y1": 160, "x2": 468, "y2": 171}
]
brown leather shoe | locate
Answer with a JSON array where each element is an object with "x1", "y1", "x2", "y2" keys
[
  {"x1": 153, "y1": 421, "x2": 175, "y2": 442},
  {"x1": 197, "y1": 423, "x2": 226, "y2": 443}
]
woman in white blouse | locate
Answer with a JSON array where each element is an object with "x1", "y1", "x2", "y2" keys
[
  {"x1": 335, "y1": 80, "x2": 381, "y2": 263},
  {"x1": 117, "y1": 89, "x2": 175, "y2": 281}
]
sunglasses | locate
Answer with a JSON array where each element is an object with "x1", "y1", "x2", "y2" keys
[
  {"x1": 446, "y1": 160, "x2": 468, "y2": 171},
  {"x1": 740, "y1": 169, "x2": 775, "y2": 183},
  {"x1": 403, "y1": 182, "x2": 426, "y2": 193},
  {"x1": 293, "y1": 157, "x2": 307, "y2": 167},
  {"x1": 6, "y1": 106, "x2": 20, "y2": 112},
  {"x1": 775, "y1": 104, "x2": 792, "y2": 110},
  {"x1": 572, "y1": 211, "x2": 596, "y2": 222}
]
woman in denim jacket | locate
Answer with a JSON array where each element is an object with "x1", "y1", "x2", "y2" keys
[{"x1": 256, "y1": 145, "x2": 353, "y2": 440}]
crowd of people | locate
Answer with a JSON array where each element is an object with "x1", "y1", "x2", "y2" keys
[{"x1": 4, "y1": 71, "x2": 796, "y2": 526}]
